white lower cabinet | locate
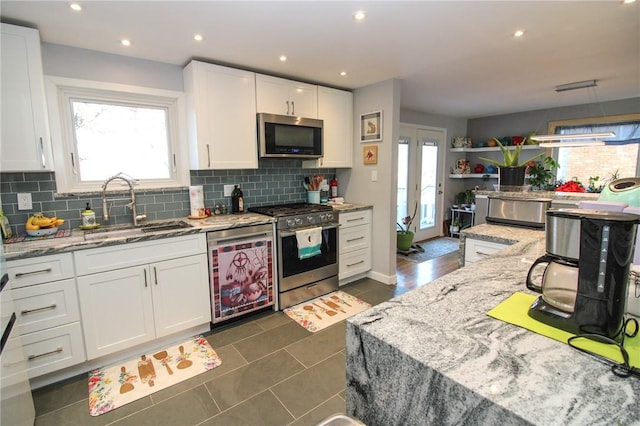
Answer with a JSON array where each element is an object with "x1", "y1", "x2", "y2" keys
[
  {"x1": 464, "y1": 238, "x2": 508, "y2": 266},
  {"x1": 7, "y1": 253, "x2": 86, "y2": 378},
  {"x1": 74, "y1": 235, "x2": 211, "y2": 360},
  {"x1": 339, "y1": 209, "x2": 372, "y2": 284}
]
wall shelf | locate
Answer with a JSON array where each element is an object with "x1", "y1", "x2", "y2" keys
[
  {"x1": 449, "y1": 173, "x2": 498, "y2": 179},
  {"x1": 449, "y1": 145, "x2": 541, "y2": 153}
]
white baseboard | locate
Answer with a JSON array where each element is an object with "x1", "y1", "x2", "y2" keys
[{"x1": 367, "y1": 270, "x2": 397, "y2": 285}]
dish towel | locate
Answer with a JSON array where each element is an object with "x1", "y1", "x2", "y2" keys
[{"x1": 296, "y1": 227, "x2": 322, "y2": 259}]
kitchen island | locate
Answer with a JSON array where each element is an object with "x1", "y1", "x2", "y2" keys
[{"x1": 346, "y1": 228, "x2": 640, "y2": 425}]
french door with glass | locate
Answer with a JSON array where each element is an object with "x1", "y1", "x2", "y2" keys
[{"x1": 397, "y1": 124, "x2": 445, "y2": 242}]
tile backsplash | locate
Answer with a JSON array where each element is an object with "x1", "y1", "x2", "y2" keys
[{"x1": 1, "y1": 159, "x2": 334, "y2": 235}]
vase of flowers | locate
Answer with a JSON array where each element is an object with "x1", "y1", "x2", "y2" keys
[{"x1": 397, "y1": 203, "x2": 417, "y2": 251}]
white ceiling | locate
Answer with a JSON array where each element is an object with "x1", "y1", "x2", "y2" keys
[{"x1": 1, "y1": 1, "x2": 639, "y2": 118}]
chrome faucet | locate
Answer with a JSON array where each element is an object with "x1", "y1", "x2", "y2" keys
[{"x1": 101, "y1": 173, "x2": 147, "y2": 226}]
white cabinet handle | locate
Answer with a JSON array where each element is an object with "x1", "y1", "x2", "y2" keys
[
  {"x1": 291, "y1": 100, "x2": 295, "y2": 115},
  {"x1": 286, "y1": 100, "x2": 290, "y2": 115},
  {"x1": 28, "y1": 347, "x2": 63, "y2": 361},
  {"x1": 21, "y1": 304, "x2": 57, "y2": 315},
  {"x1": 15, "y1": 268, "x2": 53, "y2": 278},
  {"x1": 206, "y1": 144, "x2": 211, "y2": 168},
  {"x1": 347, "y1": 260, "x2": 365, "y2": 267},
  {"x1": 475, "y1": 251, "x2": 492, "y2": 257},
  {"x1": 143, "y1": 269, "x2": 148, "y2": 287},
  {"x1": 154, "y1": 267, "x2": 158, "y2": 285},
  {"x1": 347, "y1": 237, "x2": 365, "y2": 243},
  {"x1": 39, "y1": 137, "x2": 46, "y2": 168}
]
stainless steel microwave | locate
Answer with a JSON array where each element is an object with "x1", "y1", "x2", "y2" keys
[{"x1": 258, "y1": 113, "x2": 323, "y2": 159}]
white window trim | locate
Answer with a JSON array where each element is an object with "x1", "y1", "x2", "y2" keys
[{"x1": 45, "y1": 76, "x2": 190, "y2": 193}]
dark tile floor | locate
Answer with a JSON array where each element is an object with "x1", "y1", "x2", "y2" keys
[{"x1": 32, "y1": 278, "x2": 411, "y2": 426}]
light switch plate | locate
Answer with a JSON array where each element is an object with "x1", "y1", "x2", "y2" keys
[
  {"x1": 371, "y1": 170, "x2": 378, "y2": 182},
  {"x1": 223, "y1": 185, "x2": 235, "y2": 197},
  {"x1": 17, "y1": 193, "x2": 33, "y2": 210}
]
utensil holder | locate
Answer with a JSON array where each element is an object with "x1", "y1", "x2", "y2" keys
[{"x1": 307, "y1": 191, "x2": 320, "y2": 204}]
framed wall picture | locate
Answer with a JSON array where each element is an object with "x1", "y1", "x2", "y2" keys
[
  {"x1": 363, "y1": 145, "x2": 378, "y2": 164},
  {"x1": 360, "y1": 111, "x2": 382, "y2": 142}
]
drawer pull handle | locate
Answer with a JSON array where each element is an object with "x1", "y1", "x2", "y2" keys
[
  {"x1": 346, "y1": 237, "x2": 365, "y2": 243},
  {"x1": 475, "y1": 251, "x2": 492, "y2": 257},
  {"x1": 347, "y1": 260, "x2": 365, "y2": 267},
  {"x1": 144, "y1": 269, "x2": 148, "y2": 287},
  {"x1": 28, "y1": 347, "x2": 63, "y2": 361},
  {"x1": 15, "y1": 268, "x2": 53, "y2": 277},
  {"x1": 21, "y1": 304, "x2": 57, "y2": 315},
  {"x1": 346, "y1": 217, "x2": 365, "y2": 222},
  {"x1": 154, "y1": 267, "x2": 158, "y2": 285}
]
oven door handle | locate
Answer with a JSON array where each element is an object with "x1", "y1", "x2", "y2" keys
[{"x1": 279, "y1": 223, "x2": 339, "y2": 238}]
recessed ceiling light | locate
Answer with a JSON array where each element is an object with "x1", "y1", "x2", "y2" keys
[
  {"x1": 121, "y1": 39, "x2": 132, "y2": 47},
  {"x1": 69, "y1": 3, "x2": 82, "y2": 12},
  {"x1": 194, "y1": 34, "x2": 203, "y2": 42},
  {"x1": 621, "y1": 0, "x2": 636, "y2": 4},
  {"x1": 513, "y1": 30, "x2": 525, "y2": 37},
  {"x1": 353, "y1": 10, "x2": 367, "y2": 21},
  {"x1": 279, "y1": 55, "x2": 287, "y2": 62},
  {"x1": 340, "y1": 71, "x2": 347, "y2": 76}
]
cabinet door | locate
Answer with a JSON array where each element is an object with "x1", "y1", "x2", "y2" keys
[
  {"x1": 1, "y1": 23, "x2": 53, "y2": 171},
  {"x1": 184, "y1": 61, "x2": 257, "y2": 169},
  {"x1": 303, "y1": 86, "x2": 353, "y2": 168},
  {"x1": 77, "y1": 266, "x2": 155, "y2": 359},
  {"x1": 256, "y1": 74, "x2": 317, "y2": 117},
  {"x1": 151, "y1": 254, "x2": 211, "y2": 338}
]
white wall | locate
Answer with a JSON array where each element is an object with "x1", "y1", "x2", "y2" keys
[
  {"x1": 42, "y1": 43, "x2": 183, "y2": 90},
  {"x1": 338, "y1": 79, "x2": 401, "y2": 285}
]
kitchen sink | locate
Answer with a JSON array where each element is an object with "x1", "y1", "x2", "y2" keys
[{"x1": 83, "y1": 220, "x2": 193, "y2": 240}]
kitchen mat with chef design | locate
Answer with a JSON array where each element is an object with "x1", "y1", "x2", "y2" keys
[
  {"x1": 284, "y1": 291, "x2": 371, "y2": 333},
  {"x1": 87, "y1": 335, "x2": 222, "y2": 416},
  {"x1": 487, "y1": 292, "x2": 639, "y2": 369}
]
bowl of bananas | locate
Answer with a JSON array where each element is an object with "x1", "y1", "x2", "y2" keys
[{"x1": 25, "y1": 213, "x2": 64, "y2": 237}]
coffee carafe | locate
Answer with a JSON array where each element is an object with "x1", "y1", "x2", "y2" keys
[{"x1": 526, "y1": 208, "x2": 639, "y2": 340}]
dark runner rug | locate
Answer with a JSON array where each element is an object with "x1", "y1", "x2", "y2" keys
[{"x1": 397, "y1": 237, "x2": 459, "y2": 263}]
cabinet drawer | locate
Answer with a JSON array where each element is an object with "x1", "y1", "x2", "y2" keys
[
  {"x1": 464, "y1": 238, "x2": 508, "y2": 264},
  {"x1": 7, "y1": 253, "x2": 74, "y2": 288},
  {"x1": 339, "y1": 248, "x2": 371, "y2": 280},
  {"x1": 21, "y1": 322, "x2": 85, "y2": 378},
  {"x1": 11, "y1": 279, "x2": 80, "y2": 335},
  {"x1": 339, "y1": 209, "x2": 371, "y2": 228},
  {"x1": 339, "y1": 224, "x2": 370, "y2": 254},
  {"x1": 74, "y1": 233, "x2": 206, "y2": 276}
]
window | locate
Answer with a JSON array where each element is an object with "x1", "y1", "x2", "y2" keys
[
  {"x1": 46, "y1": 76, "x2": 189, "y2": 193},
  {"x1": 548, "y1": 114, "x2": 640, "y2": 187}
]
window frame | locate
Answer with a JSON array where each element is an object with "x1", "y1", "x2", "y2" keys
[
  {"x1": 45, "y1": 76, "x2": 190, "y2": 194},
  {"x1": 547, "y1": 113, "x2": 640, "y2": 182}
]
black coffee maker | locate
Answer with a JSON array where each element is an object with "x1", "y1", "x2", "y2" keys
[{"x1": 526, "y1": 209, "x2": 640, "y2": 340}]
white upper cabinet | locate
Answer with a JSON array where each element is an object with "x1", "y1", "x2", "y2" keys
[
  {"x1": 1, "y1": 23, "x2": 53, "y2": 171},
  {"x1": 256, "y1": 74, "x2": 317, "y2": 118},
  {"x1": 303, "y1": 86, "x2": 353, "y2": 168},
  {"x1": 183, "y1": 60, "x2": 258, "y2": 169}
]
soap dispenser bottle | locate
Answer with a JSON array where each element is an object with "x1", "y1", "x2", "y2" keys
[{"x1": 82, "y1": 202, "x2": 96, "y2": 227}]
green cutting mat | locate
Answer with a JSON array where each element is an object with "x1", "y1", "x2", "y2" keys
[{"x1": 487, "y1": 292, "x2": 639, "y2": 368}]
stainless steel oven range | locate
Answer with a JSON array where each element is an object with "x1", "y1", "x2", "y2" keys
[{"x1": 249, "y1": 203, "x2": 339, "y2": 309}]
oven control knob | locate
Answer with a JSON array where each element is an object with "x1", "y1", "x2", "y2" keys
[
  {"x1": 286, "y1": 218, "x2": 296, "y2": 227},
  {"x1": 307, "y1": 216, "x2": 315, "y2": 224},
  {"x1": 319, "y1": 213, "x2": 326, "y2": 221},
  {"x1": 295, "y1": 218, "x2": 303, "y2": 226},
  {"x1": 326, "y1": 213, "x2": 334, "y2": 221}
]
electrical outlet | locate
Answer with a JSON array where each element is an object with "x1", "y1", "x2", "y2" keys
[
  {"x1": 223, "y1": 184, "x2": 235, "y2": 196},
  {"x1": 17, "y1": 193, "x2": 33, "y2": 210}
]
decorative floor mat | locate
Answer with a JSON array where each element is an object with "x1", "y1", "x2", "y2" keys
[
  {"x1": 88, "y1": 335, "x2": 221, "y2": 416},
  {"x1": 284, "y1": 291, "x2": 371, "y2": 332}
]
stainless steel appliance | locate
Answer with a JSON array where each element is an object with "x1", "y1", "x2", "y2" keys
[
  {"x1": 1, "y1": 245, "x2": 36, "y2": 426},
  {"x1": 249, "y1": 203, "x2": 339, "y2": 309},
  {"x1": 207, "y1": 224, "x2": 275, "y2": 323},
  {"x1": 526, "y1": 208, "x2": 640, "y2": 339},
  {"x1": 257, "y1": 113, "x2": 323, "y2": 159},
  {"x1": 486, "y1": 196, "x2": 551, "y2": 228}
]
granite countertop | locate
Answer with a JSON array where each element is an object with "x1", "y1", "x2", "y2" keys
[
  {"x1": 346, "y1": 227, "x2": 640, "y2": 425},
  {"x1": 328, "y1": 202, "x2": 373, "y2": 212},
  {"x1": 462, "y1": 223, "x2": 544, "y2": 246},
  {"x1": 476, "y1": 190, "x2": 600, "y2": 202},
  {"x1": 3, "y1": 213, "x2": 275, "y2": 260}
]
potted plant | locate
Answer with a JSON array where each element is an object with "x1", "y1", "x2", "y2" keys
[
  {"x1": 526, "y1": 156, "x2": 560, "y2": 190},
  {"x1": 479, "y1": 138, "x2": 545, "y2": 189},
  {"x1": 450, "y1": 218, "x2": 461, "y2": 234},
  {"x1": 397, "y1": 203, "x2": 417, "y2": 251}
]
